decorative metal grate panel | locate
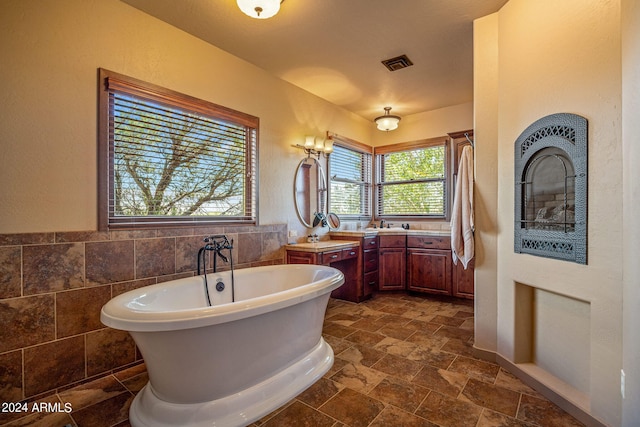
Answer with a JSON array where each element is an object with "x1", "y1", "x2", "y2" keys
[
  {"x1": 521, "y1": 125, "x2": 576, "y2": 157},
  {"x1": 521, "y1": 238, "x2": 575, "y2": 261},
  {"x1": 514, "y1": 113, "x2": 588, "y2": 264}
]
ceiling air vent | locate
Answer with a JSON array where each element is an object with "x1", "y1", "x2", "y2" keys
[{"x1": 381, "y1": 54, "x2": 414, "y2": 71}]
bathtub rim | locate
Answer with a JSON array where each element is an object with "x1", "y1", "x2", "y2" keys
[{"x1": 101, "y1": 264, "x2": 344, "y2": 332}]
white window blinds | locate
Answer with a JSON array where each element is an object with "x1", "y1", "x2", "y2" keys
[
  {"x1": 99, "y1": 69, "x2": 258, "y2": 229},
  {"x1": 328, "y1": 138, "x2": 372, "y2": 219},
  {"x1": 376, "y1": 139, "x2": 448, "y2": 218}
]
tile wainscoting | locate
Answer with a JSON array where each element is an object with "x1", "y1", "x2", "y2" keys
[{"x1": 0, "y1": 224, "x2": 287, "y2": 409}]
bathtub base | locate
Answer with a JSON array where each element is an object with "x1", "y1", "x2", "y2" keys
[{"x1": 129, "y1": 338, "x2": 334, "y2": 427}]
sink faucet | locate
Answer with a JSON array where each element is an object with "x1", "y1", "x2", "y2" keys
[{"x1": 379, "y1": 220, "x2": 385, "y2": 229}]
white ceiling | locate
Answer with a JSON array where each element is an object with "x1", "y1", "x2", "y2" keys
[{"x1": 122, "y1": 0, "x2": 508, "y2": 122}]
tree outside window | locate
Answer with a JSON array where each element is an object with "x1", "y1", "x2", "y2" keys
[
  {"x1": 376, "y1": 138, "x2": 448, "y2": 219},
  {"x1": 98, "y1": 69, "x2": 258, "y2": 229},
  {"x1": 329, "y1": 143, "x2": 372, "y2": 219}
]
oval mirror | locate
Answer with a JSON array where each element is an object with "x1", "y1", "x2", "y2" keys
[
  {"x1": 327, "y1": 212, "x2": 341, "y2": 229},
  {"x1": 294, "y1": 157, "x2": 327, "y2": 228}
]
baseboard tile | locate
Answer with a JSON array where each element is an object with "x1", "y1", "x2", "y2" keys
[{"x1": 495, "y1": 353, "x2": 607, "y2": 427}]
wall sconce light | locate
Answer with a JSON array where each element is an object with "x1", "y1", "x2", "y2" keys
[
  {"x1": 237, "y1": 0, "x2": 282, "y2": 19},
  {"x1": 297, "y1": 136, "x2": 333, "y2": 158},
  {"x1": 374, "y1": 107, "x2": 401, "y2": 131}
]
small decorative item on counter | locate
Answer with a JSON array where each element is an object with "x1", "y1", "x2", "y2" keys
[{"x1": 307, "y1": 235, "x2": 313, "y2": 243}]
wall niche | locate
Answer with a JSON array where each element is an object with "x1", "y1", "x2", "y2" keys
[{"x1": 514, "y1": 113, "x2": 588, "y2": 264}]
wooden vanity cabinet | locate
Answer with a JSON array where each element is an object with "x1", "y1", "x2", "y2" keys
[
  {"x1": 286, "y1": 244, "x2": 361, "y2": 302},
  {"x1": 327, "y1": 232, "x2": 474, "y2": 300},
  {"x1": 453, "y1": 257, "x2": 475, "y2": 299},
  {"x1": 332, "y1": 235, "x2": 378, "y2": 301},
  {"x1": 378, "y1": 235, "x2": 406, "y2": 291},
  {"x1": 406, "y1": 235, "x2": 452, "y2": 296}
]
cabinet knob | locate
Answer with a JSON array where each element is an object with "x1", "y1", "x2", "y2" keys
[
  {"x1": 349, "y1": 251, "x2": 356, "y2": 256},
  {"x1": 331, "y1": 255, "x2": 338, "y2": 259}
]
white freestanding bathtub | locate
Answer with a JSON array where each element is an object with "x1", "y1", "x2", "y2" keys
[{"x1": 101, "y1": 264, "x2": 344, "y2": 427}]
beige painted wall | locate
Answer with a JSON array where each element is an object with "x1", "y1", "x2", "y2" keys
[
  {"x1": 621, "y1": 0, "x2": 640, "y2": 424},
  {"x1": 363, "y1": 102, "x2": 474, "y2": 233},
  {"x1": 475, "y1": 0, "x2": 624, "y2": 424},
  {"x1": 0, "y1": 0, "x2": 372, "y2": 235},
  {"x1": 8, "y1": 0, "x2": 635, "y2": 423},
  {"x1": 0, "y1": 0, "x2": 473, "y2": 237},
  {"x1": 371, "y1": 102, "x2": 473, "y2": 147},
  {"x1": 473, "y1": 13, "x2": 499, "y2": 355}
]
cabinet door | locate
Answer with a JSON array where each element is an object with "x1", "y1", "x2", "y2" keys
[
  {"x1": 453, "y1": 258, "x2": 474, "y2": 299},
  {"x1": 407, "y1": 249, "x2": 452, "y2": 295},
  {"x1": 379, "y1": 248, "x2": 406, "y2": 290},
  {"x1": 286, "y1": 251, "x2": 318, "y2": 264}
]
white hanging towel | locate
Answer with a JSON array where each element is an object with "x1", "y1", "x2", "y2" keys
[{"x1": 451, "y1": 145, "x2": 474, "y2": 269}]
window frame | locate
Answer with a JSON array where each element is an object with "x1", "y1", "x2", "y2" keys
[
  {"x1": 374, "y1": 136, "x2": 450, "y2": 221},
  {"x1": 98, "y1": 68, "x2": 259, "y2": 230},
  {"x1": 327, "y1": 133, "x2": 373, "y2": 221}
]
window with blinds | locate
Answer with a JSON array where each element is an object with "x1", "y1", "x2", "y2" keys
[
  {"x1": 98, "y1": 69, "x2": 258, "y2": 229},
  {"x1": 376, "y1": 138, "x2": 448, "y2": 218},
  {"x1": 328, "y1": 138, "x2": 372, "y2": 219}
]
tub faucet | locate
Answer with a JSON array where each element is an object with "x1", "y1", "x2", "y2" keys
[
  {"x1": 204, "y1": 235, "x2": 233, "y2": 273},
  {"x1": 198, "y1": 235, "x2": 235, "y2": 305}
]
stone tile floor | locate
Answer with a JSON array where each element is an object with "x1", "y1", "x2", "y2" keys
[{"x1": 1, "y1": 293, "x2": 584, "y2": 427}]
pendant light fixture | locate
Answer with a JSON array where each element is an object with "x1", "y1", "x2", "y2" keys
[
  {"x1": 237, "y1": 0, "x2": 281, "y2": 19},
  {"x1": 374, "y1": 107, "x2": 401, "y2": 131}
]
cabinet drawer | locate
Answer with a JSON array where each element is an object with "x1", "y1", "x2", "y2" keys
[
  {"x1": 407, "y1": 235, "x2": 450, "y2": 250},
  {"x1": 363, "y1": 249, "x2": 379, "y2": 272},
  {"x1": 321, "y1": 250, "x2": 343, "y2": 264},
  {"x1": 342, "y1": 247, "x2": 358, "y2": 260},
  {"x1": 379, "y1": 234, "x2": 407, "y2": 248},
  {"x1": 364, "y1": 270, "x2": 378, "y2": 295},
  {"x1": 364, "y1": 236, "x2": 379, "y2": 249}
]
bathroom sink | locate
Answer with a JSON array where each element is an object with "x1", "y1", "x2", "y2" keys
[{"x1": 365, "y1": 227, "x2": 406, "y2": 233}]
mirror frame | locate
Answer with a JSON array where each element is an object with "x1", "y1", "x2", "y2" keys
[
  {"x1": 327, "y1": 212, "x2": 341, "y2": 229},
  {"x1": 294, "y1": 157, "x2": 327, "y2": 228}
]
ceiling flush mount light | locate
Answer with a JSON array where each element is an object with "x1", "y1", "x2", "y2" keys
[
  {"x1": 237, "y1": 0, "x2": 281, "y2": 19},
  {"x1": 375, "y1": 107, "x2": 401, "y2": 131}
]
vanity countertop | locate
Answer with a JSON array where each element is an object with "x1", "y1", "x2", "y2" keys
[
  {"x1": 329, "y1": 230, "x2": 379, "y2": 237},
  {"x1": 284, "y1": 240, "x2": 360, "y2": 253},
  {"x1": 330, "y1": 229, "x2": 451, "y2": 237}
]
